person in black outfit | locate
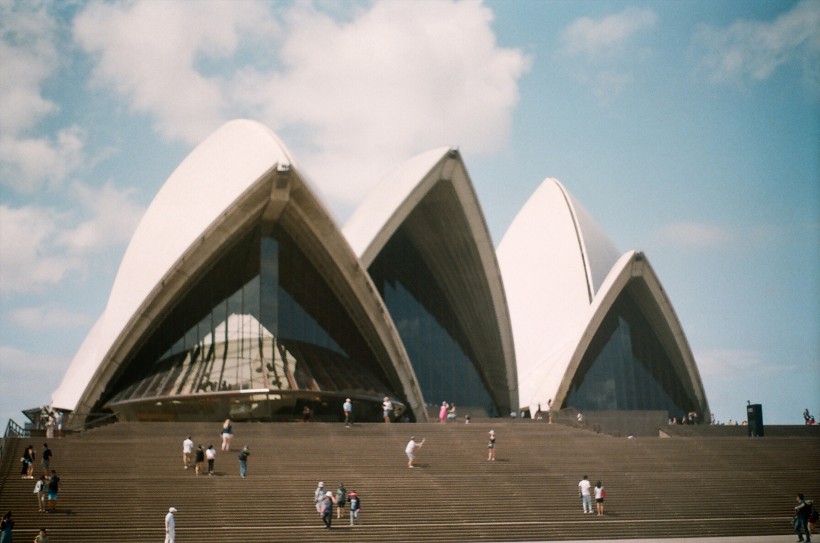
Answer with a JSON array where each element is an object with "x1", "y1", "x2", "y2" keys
[{"x1": 795, "y1": 493, "x2": 813, "y2": 542}]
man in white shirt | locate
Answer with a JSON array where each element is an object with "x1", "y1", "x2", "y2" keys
[
  {"x1": 182, "y1": 436, "x2": 194, "y2": 469},
  {"x1": 578, "y1": 475, "x2": 592, "y2": 514},
  {"x1": 165, "y1": 507, "x2": 176, "y2": 543}
]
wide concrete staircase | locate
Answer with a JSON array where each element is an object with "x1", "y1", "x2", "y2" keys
[{"x1": 1, "y1": 420, "x2": 818, "y2": 542}]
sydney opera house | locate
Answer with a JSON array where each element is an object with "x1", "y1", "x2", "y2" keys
[{"x1": 50, "y1": 119, "x2": 709, "y2": 424}]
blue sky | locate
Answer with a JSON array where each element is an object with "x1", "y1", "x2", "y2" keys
[{"x1": 1, "y1": 0, "x2": 817, "y2": 429}]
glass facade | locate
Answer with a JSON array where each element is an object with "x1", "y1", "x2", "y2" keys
[
  {"x1": 369, "y1": 228, "x2": 497, "y2": 416},
  {"x1": 102, "y1": 225, "x2": 398, "y2": 419},
  {"x1": 563, "y1": 291, "x2": 696, "y2": 418}
]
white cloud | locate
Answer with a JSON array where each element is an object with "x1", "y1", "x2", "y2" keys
[
  {"x1": 72, "y1": 0, "x2": 529, "y2": 212},
  {"x1": 558, "y1": 7, "x2": 657, "y2": 102},
  {"x1": 0, "y1": 1, "x2": 87, "y2": 192},
  {"x1": 0, "y1": 183, "x2": 144, "y2": 293},
  {"x1": 695, "y1": 348, "x2": 779, "y2": 378},
  {"x1": 0, "y1": 345, "x2": 68, "y2": 426},
  {"x1": 237, "y1": 0, "x2": 530, "y2": 208},
  {"x1": 655, "y1": 222, "x2": 733, "y2": 249},
  {"x1": 561, "y1": 7, "x2": 657, "y2": 59},
  {"x1": 8, "y1": 306, "x2": 93, "y2": 329},
  {"x1": 73, "y1": 0, "x2": 278, "y2": 145},
  {"x1": 692, "y1": 0, "x2": 820, "y2": 88}
]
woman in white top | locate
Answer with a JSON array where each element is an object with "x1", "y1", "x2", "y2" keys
[{"x1": 594, "y1": 481, "x2": 605, "y2": 516}]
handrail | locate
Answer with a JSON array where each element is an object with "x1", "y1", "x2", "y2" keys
[{"x1": 1, "y1": 418, "x2": 30, "y2": 463}]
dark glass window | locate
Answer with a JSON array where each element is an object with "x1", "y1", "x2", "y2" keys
[
  {"x1": 104, "y1": 225, "x2": 395, "y2": 405},
  {"x1": 369, "y1": 228, "x2": 496, "y2": 415},
  {"x1": 564, "y1": 291, "x2": 695, "y2": 417}
]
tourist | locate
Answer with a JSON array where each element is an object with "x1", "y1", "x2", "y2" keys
[
  {"x1": 221, "y1": 419, "x2": 233, "y2": 451},
  {"x1": 194, "y1": 445, "x2": 205, "y2": 476},
  {"x1": 336, "y1": 483, "x2": 347, "y2": 519},
  {"x1": 301, "y1": 405, "x2": 312, "y2": 422},
  {"x1": 314, "y1": 482, "x2": 325, "y2": 513},
  {"x1": 578, "y1": 475, "x2": 593, "y2": 514},
  {"x1": 405, "y1": 436, "x2": 425, "y2": 468},
  {"x1": 21, "y1": 445, "x2": 35, "y2": 479},
  {"x1": 33, "y1": 476, "x2": 46, "y2": 512},
  {"x1": 439, "y1": 402, "x2": 449, "y2": 423},
  {"x1": 794, "y1": 493, "x2": 813, "y2": 542},
  {"x1": 0, "y1": 511, "x2": 13, "y2": 543},
  {"x1": 343, "y1": 398, "x2": 353, "y2": 427},
  {"x1": 45, "y1": 413, "x2": 55, "y2": 439},
  {"x1": 33, "y1": 527, "x2": 48, "y2": 543},
  {"x1": 182, "y1": 436, "x2": 193, "y2": 469},
  {"x1": 46, "y1": 470, "x2": 60, "y2": 513},
  {"x1": 487, "y1": 430, "x2": 496, "y2": 461},
  {"x1": 348, "y1": 491, "x2": 360, "y2": 526},
  {"x1": 320, "y1": 491, "x2": 335, "y2": 529},
  {"x1": 165, "y1": 507, "x2": 177, "y2": 543},
  {"x1": 547, "y1": 398, "x2": 554, "y2": 424},
  {"x1": 54, "y1": 412, "x2": 63, "y2": 438},
  {"x1": 238, "y1": 446, "x2": 250, "y2": 479},
  {"x1": 447, "y1": 403, "x2": 457, "y2": 421},
  {"x1": 595, "y1": 481, "x2": 606, "y2": 516},
  {"x1": 382, "y1": 397, "x2": 393, "y2": 423},
  {"x1": 41, "y1": 444, "x2": 52, "y2": 477},
  {"x1": 205, "y1": 444, "x2": 216, "y2": 475}
]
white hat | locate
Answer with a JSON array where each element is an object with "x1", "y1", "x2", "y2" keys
[
  {"x1": 325, "y1": 491, "x2": 333, "y2": 497},
  {"x1": 169, "y1": 507, "x2": 177, "y2": 513},
  {"x1": 318, "y1": 481, "x2": 324, "y2": 486}
]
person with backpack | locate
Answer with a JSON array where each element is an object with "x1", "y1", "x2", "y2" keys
[
  {"x1": 794, "y1": 493, "x2": 813, "y2": 542},
  {"x1": 335, "y1": 483, "x2": 347, "y2": 519}
]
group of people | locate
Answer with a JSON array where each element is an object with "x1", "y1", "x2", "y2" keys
[
  {"x1": 804, "y1": 408, "x2": 816, "y2": 426},
  {"x1": 438, "y1": 401, "x2": 457, "y2": 423},
  {"x1": 578, "y1": 475, "x2": 606, "y2": 516},
  {"x1": 313, "y1": 481, "x2": 361, "y2": 529},
  {"x1": 794, "y1": 493, "x2": 816, "y2": 543},
  {"x1": 182, "y1": 420, "x2": 250, "y2": 478}
]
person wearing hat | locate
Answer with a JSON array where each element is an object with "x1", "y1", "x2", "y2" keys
[
  {"x1": 314, "y1": 482, "x2": 325, "y2": 513},
  {"x1": 343, "y1": 398, "x2": 353, "y2": 427},
  {"x1": 487, "y1": 430, "x2": 496, "y2": 461},
  {"x1": 320, "y1": 491, "x2": 336, "y2": 529},
  {"x1": 165, "y1": 507, "x2": 177, "y2": 543},
  {"x1": 348, "y1": 491, "x2": 361, "y2": 526}
]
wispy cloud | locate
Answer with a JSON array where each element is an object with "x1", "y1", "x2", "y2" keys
[
  {"x1": 0, "y1": 183, "x2": 144, "y2": 293},
  {"x1": 8, "y1": 306, "x2": 93, "y2": 329},
  {"x1": 695, "y1": 348, "x2": 780, "y2": 378},
  {"x1": 0, "y1": 1, "x2": 87, "y2": 192},
  {"x1": 0, "y1": 345, "x2": 68, "y2": 425},
  {"x1": 691, "y1": 0, "x2": 820, "y2": 88},
  {"x1": 559, "y1": 7, "x2": 657, "y2": 101},
  {"x1": 654, "y1": 222, "x2": 733, "y2": 250},
  {"x1": 71, "y1": 0, "x2": 530, "y2": 211}
]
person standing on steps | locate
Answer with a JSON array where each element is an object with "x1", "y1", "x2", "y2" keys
[
  {"x1": 595, "y1": 481, "x2": 606, "y2": 516},
  {"x1": 320, "y1": 491, "x2": 336, "y2": 529},
  {"x1": 794, "y1": 493, "x2": 813, "y2": 542},
  {"x1": 33, "y1": 527, "x2": 48, "y2": 543},
  {"x1": 314, "y1": 482, "x2": 326, "y2": 513},
  {"x1": 164, "y1": 507, "x2": 177, "y2": 543},
  {"x1": 0, "y1": 511, "x2": 13, "y2": 543},
  {"x1": 182, "y1": 436, "x2": 193, "y2": 469},
  {"x1": 405, "y1": 436, "x2": 425, "y2": 468},
  {"x1": 34, "y1": 476, "x2": 47, "y2": 512},
  {"x1": 438, "y1": 401, "x2": 449, "y2": 423},
  {"x1": 336, "y1": 483, "x2": 347, "y2": 519},
  {"x1": 205, "y1": 444, "x2": 216, "y2": 475},
  {"x1": 194, "y1": 445, "x2": 205, "y2": 476},
  {"x1": 343, "y1": 398, "x2": 353, "y2": 427},
  {"x1": 578, "y1": 475, "x2": 593, "y2": 514},
  {"x1": 487, "y1": 430, "x2": 496, "y2": 461},
  {"x1": 221, "y1": 419, "x2": 233, "y2": 452},
  {"x1": 348, "y1": 491, "x2": 361, "y2": 526},
  {"x1": 46, "y1": 470, "x2": 60, "y2": 513},
  {"x1": 41, "y1": 444, "x2": 52, "y2": 477},
  {"x1": 238, "y1": 446, "x2": 250, "y2": 479}
]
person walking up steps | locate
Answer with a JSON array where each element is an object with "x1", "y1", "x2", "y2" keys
[
  {"x1": 221, "y1": 419, "x2": 233, "y2": 451},
  {"x1": 343, "y1": 398, "x2": 353, "y2": 427},
  {"x1": 164, "y1": 507, "x2": 177, "y2": 543},
  {"x1": 578, "y1": 475, "x2": 593, "y2": 514},
  {"x1": 595, "y1": 481, "x2": 606, "y2": 516},
  {"x1": 182, "y1": 436, "x2": 193, "y2": 469}
]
